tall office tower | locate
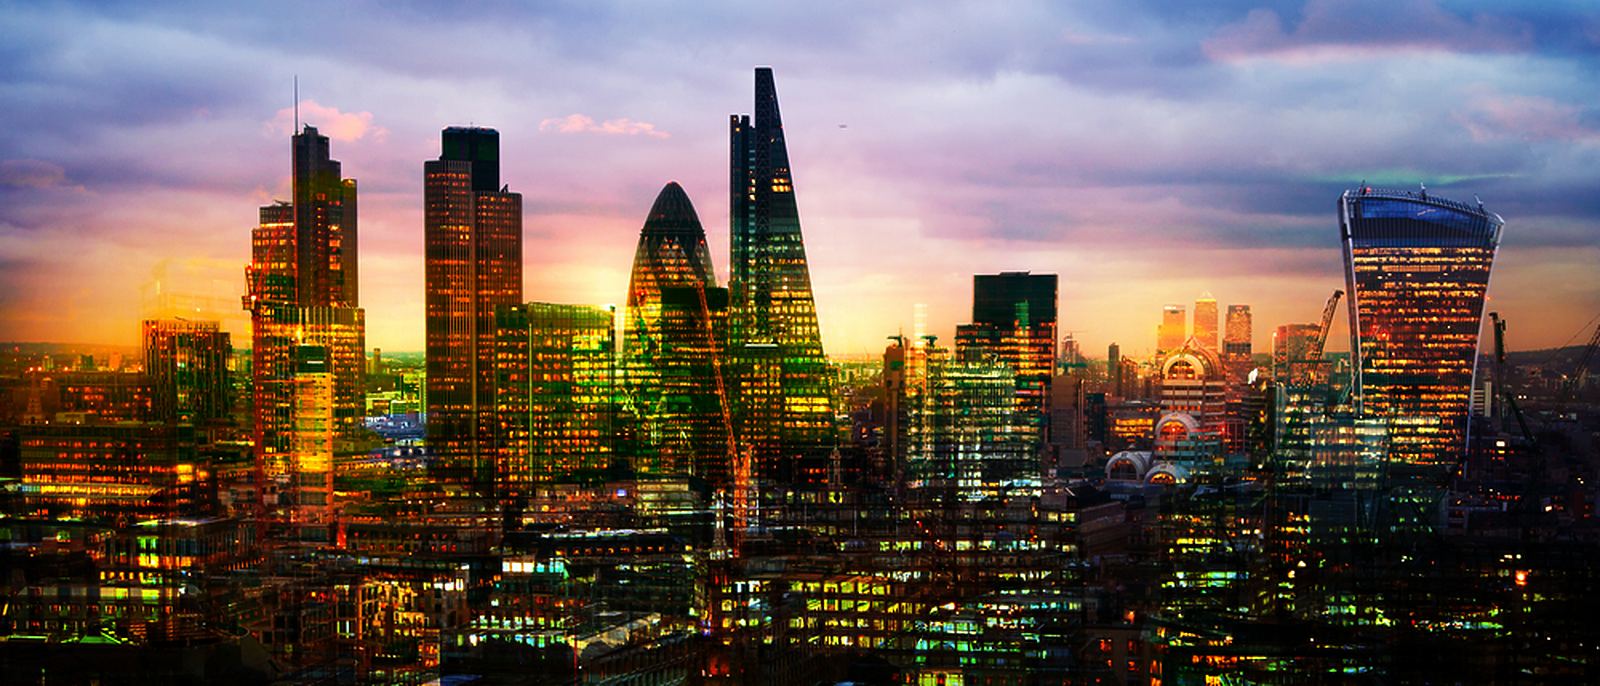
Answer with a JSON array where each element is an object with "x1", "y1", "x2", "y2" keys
[
  {"x1": 1108, "y1": 343, "x2": 1122, "y2": 397},
  {"x1": 425, "y1": 126, "x2": 523, "y2": 491},
  {"x1": 289, "y1": 345, "x2": 334, "y2": 532},
  {"x1": 497, "y1": 303, "x2": 618, "y2": 491},
  {"x1": 1224, "y1": 305, "x2": 1252, "y2": 360},
  {"x1": 1158, "y1": 305, "x2": 1186, "y2": 354},
  {"x1": 1193, "y1": 293, "x2": 1219, "y2": 350},
  {"x1": 1340, "y1": 187, "x2": 1502, "y2": 470},
  {"x1": 246, "y1": 126, "x2": 365, "y2": 496},
  {"x1": 624, "y1": 182, "x2": 734, "y2": 487},
  {"x1": 955, "y1": 272, "x2": 1057, "y2": 458},
  {"x1": 143, "y1": 319, "x2": 232, "y2": 425},
  {"x1": 893, "y1": 340, "x2": 1035, "y2": 500},
  {"x1": 728, "y1": 67, "x2": 835, "y2": 480}
]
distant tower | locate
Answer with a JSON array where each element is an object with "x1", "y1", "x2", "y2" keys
[
  {"x1": 1158, "y1": 305, "x2": 1186, "y2": 354},
  {"x1": 425, "y1": 126, "x2": 523, "y2": 491},
  {"x1": 957, "y1": 272, "x2": 1058, "y2": 429},
  {"x1": 1223, "y1": 304, "x2": 1253, "y2": 386},
  {"x1": 1341, "y1": 187, "x2": 1502, "y2": 470},
  {"x1": 1193, "y1": 293, "x2": 1218, "y2": 350},
  {"x1": 625, "y1": 182, "x2": 733, "y2": 487},
  {"x1": 728, "y1": 67, "x2": 835, "y2": 480},
  {"x1": 1108, "y1": 342, "x2": 1122, "y2": 397},
  {"x1": 144, "y1": 319, "x2": 232, "y2": 426}
]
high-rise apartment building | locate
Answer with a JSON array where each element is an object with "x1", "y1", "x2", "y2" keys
[
  {"x1": 246, "y1": 126, "x2": 365, "y2": 497},
  {"x1": 1193, "y1": 293, "x2": 1219, "y2": 350},
  {"x1": 625, "y1": 182, "x2": 733, "y2": 487},
  {"x1": 425, "y1": 127, "x2": 523, "y2": 491},
  {"x1": 143, "y1": 319, "x2": 231, "y2": 426},
  {"x1": 1340, "y1": 187, "x2": 1502, "y2": 470},
  {"x1": 728, "y1": 68, "x2": 835, "y2": 480},
  {"x1": 1158, "y1": 305, "x2": 1186, "y2": 354}
]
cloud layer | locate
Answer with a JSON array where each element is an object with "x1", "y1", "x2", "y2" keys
[{"x1": 2, "y1": 0, "x2": 1598, "y2": 356}]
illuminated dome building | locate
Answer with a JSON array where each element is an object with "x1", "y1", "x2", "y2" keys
[
  {"x1": 1158, "y1": 338, "x2": 1227, "y2": 437},
  {"x1": 1109, "y1": 339, "x2": 1229, "y2": 484}
]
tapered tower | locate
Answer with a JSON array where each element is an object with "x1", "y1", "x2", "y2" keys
[
  {"x1": 728, "y1": 68, "x2": 836, "y2": 481},
  {"x1": 625, "y1": 182, "x2": 733, "y2": 486}
]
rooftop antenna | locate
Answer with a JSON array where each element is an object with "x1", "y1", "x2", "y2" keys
[
  {"x1": 293, "y1": 75, "x2": 300, "y2": 133},
  {"x1": 1475, "y1": 194, "x2": 1485, "y2": 212}
]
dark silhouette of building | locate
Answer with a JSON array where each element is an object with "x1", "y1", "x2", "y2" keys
[
  {"x1": 1340, "y1": 187, "x2": 1502, "y2": 471},
  {"x1": 727, "y1": 68, "x2": 835, "y2": 482},
  {"x1": 425, "y1": 127, "x2": 523, "y2": 491}
]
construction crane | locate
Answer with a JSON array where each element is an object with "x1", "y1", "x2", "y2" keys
[
  {"x1": 1542, "y1": 318, "x2": 1600, "y2": 432},
  {"x1": 1489, "y1": 312, "x2": 1536, "y2": 445},
  {"x1": 1308, "y1": 289, "x2": 1343, "y2": 361}
]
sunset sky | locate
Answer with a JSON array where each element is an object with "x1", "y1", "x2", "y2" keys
[{"x1": 3, "y1": 1, "x2": 1598, "y2": 358}]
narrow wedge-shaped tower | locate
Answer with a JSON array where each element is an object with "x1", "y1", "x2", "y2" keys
[
  {"x1": 625, "y1": 182, "x2": 733, "y2": 487},
  {"x1": 728, "y1": 67, "x2": 835, "y2": 483}
]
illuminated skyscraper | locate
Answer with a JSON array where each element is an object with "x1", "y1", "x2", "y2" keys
[
  {"x1": 955, "y1": 272, "x2": 1057, "y2": 458},
  {"x1": 728, "y1": 67, "x2": 835, "y2": 479},
  {"x1": 1224, "y1": 306, "x2": 1251, "y2": 359},
  {"x1": 246, "y1": 126, "x2": 364, "y2": 496},
  {"x1": 143, "y1": 319, "x2": 231, "y2": 426},
  {"x1": 625, "y1": 182, "x2": 733, "y2": 487},
  {"x1": 425, "y1": 127, "x2": 523, "y2": 490},
  {"x1": 497, "y1": 302, "x2": 618, "y2": 490},
  {"x1": 1193, "y1": 293, "x2": 1218, "y2": 350},
  {"x1": 1158, "y1": 305, "x2": 1186, "y2": 354},
  {"x1": 1340, "y1": 187, "x2": 1502, "y2": 470}
]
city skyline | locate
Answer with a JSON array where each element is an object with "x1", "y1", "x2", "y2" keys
[{"x1": 4, "y1": 2, "x2": 1600, "y2": 357}]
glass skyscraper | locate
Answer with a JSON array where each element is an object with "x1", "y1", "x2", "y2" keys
[
  {"x1": 425, "y1": 126, "x2": 523, "y2": 491},
  {"x1": 624, "y1": 182, "x2": 734, "y2": 487},
  {"x1": 728, "y1": 67, "x2": 835, "y2": 481},
  {"x1": 1340, "y1": 187, "x2": 1502, "y2": 472},
  {"x1": 247, "y1": 126, "x2": 365, "y2": 505}
]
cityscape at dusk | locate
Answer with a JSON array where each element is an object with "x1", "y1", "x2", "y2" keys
[{"x1": 3, "y1": 2, "x2": 1600, "y2": 685}]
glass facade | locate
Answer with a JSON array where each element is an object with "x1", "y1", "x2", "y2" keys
[
  {"x1": 728, "y1": 68, "x2": 836, "y2": 482},
  {"x1": 1340, "y1": 188, "x2": 1502, "y2": 471},
  {"x1": 425, "y1": 127, "x2": 523, "y2": 491},
  {"x1": 624, "y1": 182, "x2": 734, "y2": 486},
  {"x1": 247, "y1": 127, "x2": 366, "y2": 508},
  {"x1": 143, "y1": 318, "x2": 231, "y2": 425},
  {"x1": 496, "y1": 302, "x2": 618, "y2": 490},
  {"x1": 955, "y1": 272, "x2": 1057, "y2": 463}
]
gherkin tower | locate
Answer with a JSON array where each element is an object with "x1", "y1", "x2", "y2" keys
[
  {"x1": 728, "y1": 67, "x2": 836, "y2": 481},
  {"x1": 625, "y1": 182, "x2": 734, "y2": 487}
]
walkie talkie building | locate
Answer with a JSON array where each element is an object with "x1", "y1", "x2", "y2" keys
[{"x1": 1340, "y1": 187, "x2": 1503, "y2": 472}]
